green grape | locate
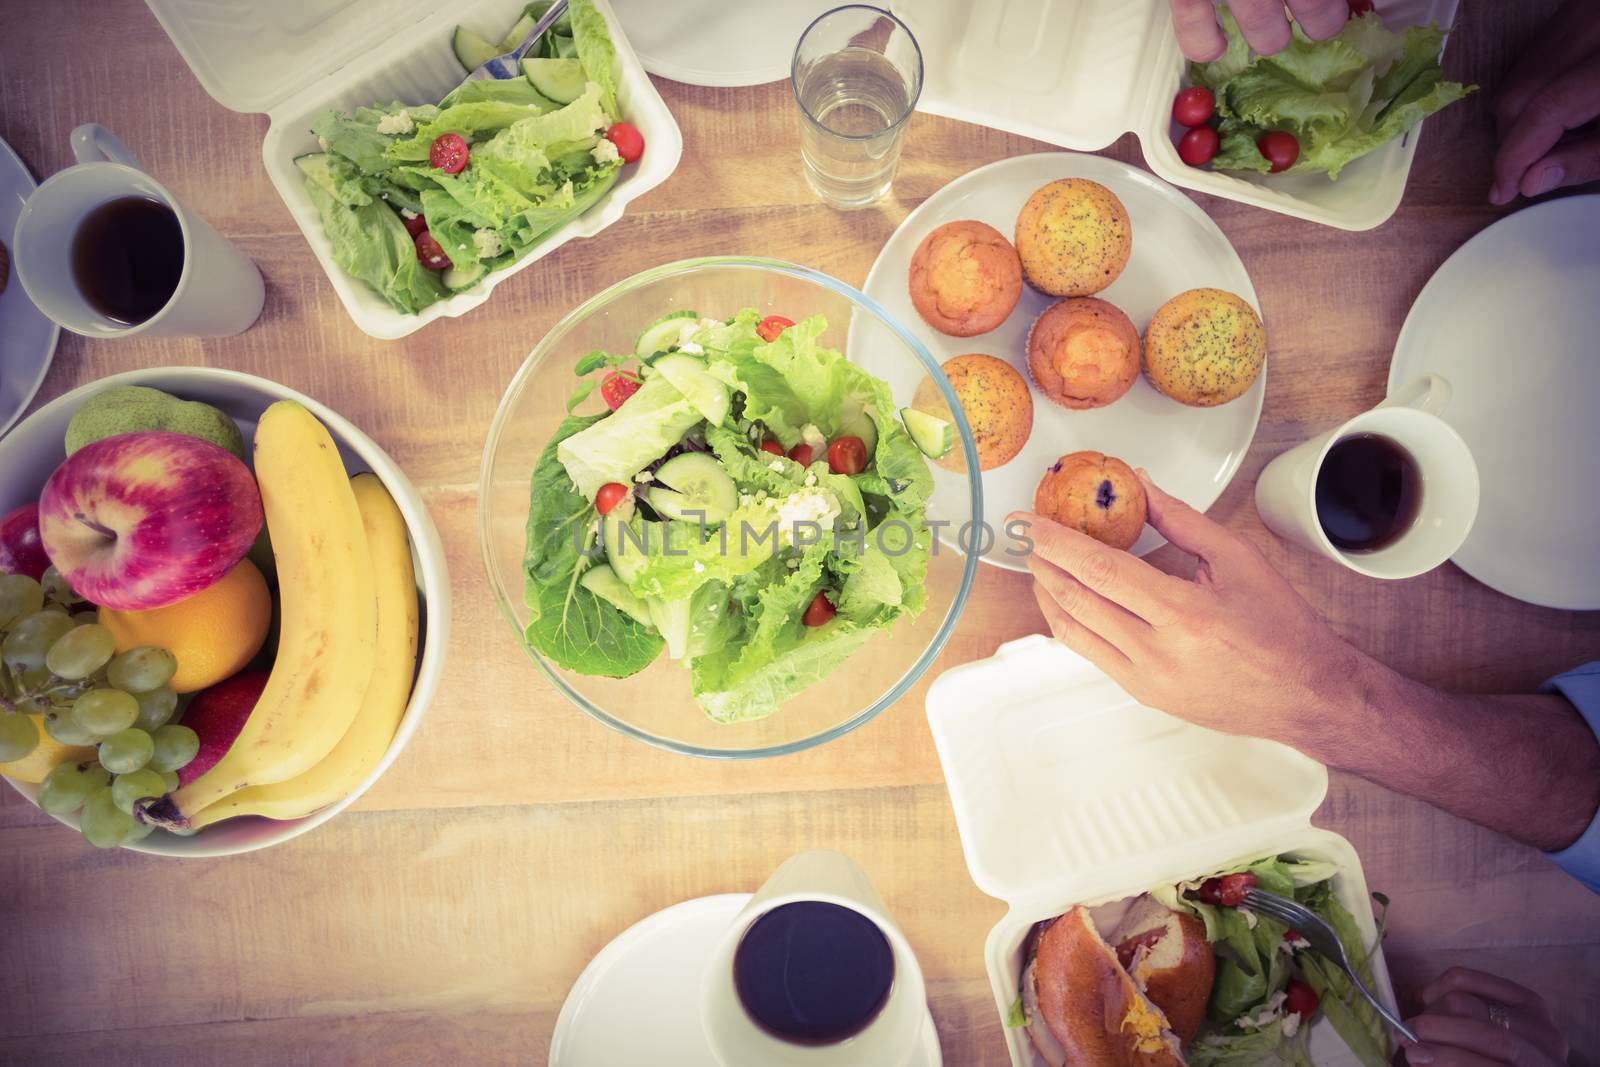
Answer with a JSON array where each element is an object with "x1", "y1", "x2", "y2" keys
[
  {"x1": 159, "y1": 770, "x2": 179, "y2": 793},
  {"x1": 2, "y1": 611, "x2": 76, "y2": 672},
  {"x1": 111, "y1": 768, "x2": 167, "y2": 814},
  {"x1": 71, "y1": 612, "x2": 99, "y2": 627},
  {"x1": 0, "y1": 573, "x2": 44, "y2": 627},
  {"x1": 43, "y1": 710, "x2": 97, "y2": 746},
  {"x1": 38, "y1": 761, "x2": 109, "y2": 815},
  {"x1": 133, "y1": 686, "x2": 179, "y2": 731},
  {"x1": 98, "y1": 728, "x2": 154, "y2": 774},
  {"x1": 45, "y1": 623, "x2": 117, "y2": 681},
  {"x1": 124, "y1": 819, "x2": 155, "y2": 844},
  {"x1": 72, "y1": 688, "x2": 140, "y2": 737},
  {"x1": 40, "y1": 565, "x2": 76, "y2": 607},
  {"x1": 150, "y1": 724, "x2": 200, "y2": 772},
  {"x1": 106, "y1": 647, "x2": 178, "y2": 693},
  {"x1": 81, "y1": 787, "x2": 134, "y2": 848},
  {"x1": 0, "y1": 711, "x2": 40, "y2": 762}
]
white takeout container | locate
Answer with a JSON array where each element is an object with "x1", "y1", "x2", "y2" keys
[
  {"x1": 143, "y1": 0, "x2": 683, "y2": 339},
  {"x1": 893, "y1": 0, "x2": 1460, "y2": 231},
  {"x1": 0, "y1": 368, "x2": 450, "y2": 857},
  {"x1": 926, "y1": 636, "x2": 1400, "y2": 1067}
]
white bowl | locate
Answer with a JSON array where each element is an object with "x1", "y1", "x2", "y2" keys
[{"x1": 0, "y1": 368, "x2": 450, "y2": 857}]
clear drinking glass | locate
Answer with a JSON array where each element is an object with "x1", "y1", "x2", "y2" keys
[{"x1": 791, "y1": 5, "x2": 923, "y2": 209}]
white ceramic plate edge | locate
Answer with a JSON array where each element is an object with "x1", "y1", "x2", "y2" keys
[{"x1": 0, "y1": 135, "x2": 61, "y2": 439}]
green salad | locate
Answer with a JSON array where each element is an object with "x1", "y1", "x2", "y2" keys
[
  {"x1": 1194, "y1": 6, "x2": 1473, "y2": 179},
  {"x1": 296, "y1": 0, "x2": 627, "y2": 313},
  {"x1": 521, "y1": 309, "x2": 952, "y2": 723}
]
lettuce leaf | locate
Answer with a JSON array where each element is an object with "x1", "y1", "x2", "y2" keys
[
  {"x1": 557, "y1": 374, "x2": 702, "y2": 499},
  {"x1": 569, "y1": 0, "x2": 621, "y2": 118},
  {"x1": 1296, "y1": 881, "x2": 1391, "y2": 1067}
]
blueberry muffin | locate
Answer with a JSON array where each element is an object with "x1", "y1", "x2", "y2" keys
[
  {"x1": 1033, "y1": 451, "x2": 1147, "y2": 550},
  {"x1": 912, "y1": 353, "x2": 1033, "y2": 473},
  {"x1": 1026, "y1": 297, "x2": 1141, "y2": 410},
  {"x1": 908, "y1": 220, "x2": 1023, "y2": 337},
  {"x1": 1014, "y1": 179, "x2": 1132, "y2": 297},
  {"x1": 1142, "y1": 288, "x2": 1266, "y2": 407}
]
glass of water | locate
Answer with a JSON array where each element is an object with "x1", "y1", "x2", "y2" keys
[{"x1": 791, "y1": 5, "x2": 924, "y2": 209}]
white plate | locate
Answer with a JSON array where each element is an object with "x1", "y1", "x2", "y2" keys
[
  {"x1": 550, "y1": 893, "x2": 944, "y2": 1066},
  {"x1": 609, "y1": 0, "x2": 839, "y2": 87},
  {"x1": 858, "y1": 152, "x2": 1263, "y2": 571},
  {"x1": 1387, "y1": 195, "x2": 1600, "y2": 610},
  {"x1": 0, "y1": 136, "x2": 60, "y2": 438}
]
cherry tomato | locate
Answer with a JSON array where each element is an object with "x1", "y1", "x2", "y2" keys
[
  {"x1": 756, "y1": 315, "x2": 796, "y2": 343},
  {"x1": 1257, "y1": 130, "x2": 1300, "y2": 173},
  {"x1": 1285, "y1": 980, "x2": 1320, "y2": 1018},
  {"x1": 759, "y1": 438, "x2": 785, "y2": 457},
  {"x1": 1217, "y1": 872, "x2": 1258, "y2": 906},
  {"x1": 596, "y1": 482, "x2": 630, "y2": 516},
  {"x1": 802, "y1": 591, "x2": 836, "y2": 627},
  {"x1": 414, "y1": 231, "x2": 452, "y2": 270},
  {"x1": 1178, "y1": 126, "x2": 1219, "y2": 167},
  {"x1": 788, "y1": 443, "x2": 815, "y2": 466},
  {"x1": 826, "y1": 435, "x2": 867, "y2": 475},
  {"x1": 430, "y1": 132, "x2": 469, "y2": 173},
  {"x1": 1194, "y1": 878, "x2": 1223, "y2": 905},
  {"x1": 1172, "y1": 86, "x2": 1216, "y2": 128},
  {"x1": 1346, "y1": 0, "x2": 1375, "y2": 15},
  {"x1": 400, "y1": 212, "x2": 428, "y2": 238},
  {"x1": 600, "y1": 371, "x2": 642, "y2": 410},
  {"x1": 605, "y1": 122, "x2": 645, "y2": 164},
  {"x1": 1283, "y1": 928, "x2": 1303, "y2": 944}
]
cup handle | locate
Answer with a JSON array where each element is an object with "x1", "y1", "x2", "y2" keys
[
  {"x1": 70, "y1": 124, "x2": 143, "y2": 170},
  {"x1": 1379, "y1": 372, "x2": 1451, "y2": 416}
]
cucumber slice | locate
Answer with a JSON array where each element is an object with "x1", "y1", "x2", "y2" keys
[
  {"x1": 646, "y1": 596, "x2": 692, "y2": 660},
  {"x1": 578, "y1": 564, "x2": 652, "y2": 627},
  {"x1": 647, "y1": 453, "x2": 739, "y2": 526},
  {"x1": 901, "y1": 407, "x2": 954, "y2": 460},
  {"x1": 635, "y1": 310, "x2": 700, "y2": 359},
  {"x1": 601, "y1": 518, "x2": 650, "y2": 586},
  {"x1": 653, "y1": 354, "x2": 730, "y2": 426},
  {"x1": 838, "y1": 410, "x2": 879, "y2": 457},
  {"x1": 522, "y1": 57, "x2": 587, "y2": 105},
  {"x1": 496, "y1": 12, "x2": 536, "y2": 52},
  {"x1": 442, "y1": 260, "x2": 488, "y2": 291},
  {"x1": 452, "y1": 26, "x2": 498, "y2": 70}
]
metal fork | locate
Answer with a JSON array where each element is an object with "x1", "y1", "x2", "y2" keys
[
  {"x1": 1241, "y1": 887, "x2": 1419, "y2": 1044},
  {"x1": 462, "y1": 0, "x2": 570, "y2": 82}
]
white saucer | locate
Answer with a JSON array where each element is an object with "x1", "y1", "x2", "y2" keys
[
  {"x1": 549, "y1": 893, "x2": 944, "y2": 1066},
  {"x1": 0, "y1": 136, "x2": 60, "y2": 439},
  {"x1": 608, "y1": 0, "x2": 839, "y2": 87},
  {"x1": 1387, "y1": 195, "x2": 1600, "y2": 610},
  {"x1": 856, "y1": 152, "x2": 1264, "y2": 571}
]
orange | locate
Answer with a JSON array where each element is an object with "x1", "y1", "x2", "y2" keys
[
  {"x1": 0, "y1": 715, "x2": 95, "y2": 784},
  {"x1": 99, "y1": 558, "x2": 272, "y2": 694}
]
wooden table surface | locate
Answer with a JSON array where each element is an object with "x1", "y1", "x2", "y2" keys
[{"x1": 3, "y1": 1, "x2": 1599, "y2": 1064}]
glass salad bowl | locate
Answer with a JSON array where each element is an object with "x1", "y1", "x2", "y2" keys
[{"x1": 479, "y1": 257, "x2": 981, "y2": 758}]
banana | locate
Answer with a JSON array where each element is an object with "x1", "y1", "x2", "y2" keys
[
  {"x1": 139, "y1": 401, "x2": 377, "y2": 830},
  {"x1": 184, "y1": 474, "x2": 418, "y2": 830}
]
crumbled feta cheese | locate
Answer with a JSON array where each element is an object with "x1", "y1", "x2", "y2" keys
[
  {"x1": 804, "y1": 473, "x2": 817, "y2": 487},
  {"x1": 1281, "y1": 1013, "x2": 1301, "y2": 1039},
  {"x1": 800, "y1": 423, "x2": 827, "y2": 454},
  {"x1": 678, "y1": 341, "x2": 704, "y2": 355},
  {"x1": 375, "y1": 109, "x2": 414, "y2": 135},
  {"x1": 633, "y1": 470, "x2": 655, "y2": 484},
  {"x1": 775, "y1": 489, "x2": 841, "y2": 546},
  {"x1": 675, "y1": 318, "x2": 703, "y2": 348},
  {"x1": 472, "y1": 228, "x2": 504, "y2": 258},
  {"x1": 769, "y1": 460, "x2": 786, "y2": 473},
  {"x1": 692, "y1": 561, "x2": 705, "y2": 574},
  {"x1": 316, "y1": 135, "x2": 331, "y2": 151},
  {"x1": 1235, "y1": 992, "x2": 1287, "y2": 1032},
  {"x1": 1280, "y1": 934, "x2": 1310, "y2": 955},
  {"x1": 591, "y1": 137, "x2": 620, "y2": 164},
  {"x1": 399, "y1": 207, "x2": 419, "y2": 220}
]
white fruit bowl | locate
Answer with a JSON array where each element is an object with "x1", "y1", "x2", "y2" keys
[{"x1": 0, "y1": 368, "x2": 449, "y2": 857}]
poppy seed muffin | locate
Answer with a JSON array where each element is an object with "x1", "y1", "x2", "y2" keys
[
  {"x1": 1014, "y1": 179, "x2": 1132, "y2": 297},
  {"x1": 1033, "y1": 451, "x2": 1147, "y2": 550},
  {"x1": 1142, "y1": 288, "x2": 1266, "y2": 407},
  {"x1": 908, "y1": 220, "x2": 1024, "y2": 337},
  {"x1": 912, "y1": 354, "x2": 1033, "y2": 473},
  {"x1": 1026, "y1": 297, "x2": 1141, "y2": 410}
]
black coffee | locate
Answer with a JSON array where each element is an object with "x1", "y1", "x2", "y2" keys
[
  {"x1": 70, "y1": 196, "x2": 184, "y2": 325},
  {"x1": 1315, "y1": 432, "x2": 1422, "y2": 552},
  {"x1": 732, "y1": 901, "x2": 895, "y2": 1045}
]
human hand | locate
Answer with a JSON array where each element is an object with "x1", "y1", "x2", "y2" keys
[
  {"x1": 1169, "y1": 0, "x2": 1349, "y2": 63},
  {"x1": 1491, "y1": 0, "x2": 1600, "y2": 204},
  {"x1": 1403, "y1": 968, "x2": 1569, "y2": 1067},
  {"x1": 1012, "y1": 473, "x2": 1366, "y2": 743}
]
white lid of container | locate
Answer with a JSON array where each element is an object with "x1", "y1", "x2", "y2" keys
[{"x1": 926, "y1": 636, "x2": 1328, "y2": 911}]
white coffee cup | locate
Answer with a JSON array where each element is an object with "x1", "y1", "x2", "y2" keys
[
  {"x1": 701, "y1": 850, "x2": 928, "y2": 1067},
  {"x1": 1255, "y1": 373, "x2": 1479, "y2": 579},
  {"x1": 13, "y1": 124, "x2": 264, "y2": 338}
]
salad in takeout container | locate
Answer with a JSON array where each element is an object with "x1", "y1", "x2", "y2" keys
[
  {"x1": 926, "y1": 636, "x2": 1401, "y2": 1067},
  {"x1": 895, "y1": 0, "x2": 1466, "y2": 231},
  {"x1": 144, "y1": 0, "x2": 681, "y2": 339}
]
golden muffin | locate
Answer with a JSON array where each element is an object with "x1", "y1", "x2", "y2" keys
[
  {"x1": 1014, "y1": 179, "x2": 1132, "y2": 297},
  {"x1": 912, "y1": 354, "x2": 1033, "y2": 473},
  {"x1": 1033, "y1": 451, "x2": 1147, "y2": 551},
  {"x1": 908, "y1": 220, "x2": 1024, "y2": 337},
  {"x1": 1026, "y1": 297, "x2": 1141, "y2": 410},
  {"x1": 1142, "y1": 288, "x2": 1266, "y2": 407}
]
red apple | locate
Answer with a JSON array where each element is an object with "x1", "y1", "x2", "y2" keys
[
  {"x1": 178, "y1": 671, "x2": 268, "y2": 786},
  {"x1": 0, "y1": 503, "x2": 50, "y2": 580},
  {"x1": 38, "y1": 431, "x2": 263, "y2": 612}
]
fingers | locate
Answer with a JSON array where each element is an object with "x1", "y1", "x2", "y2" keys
[
  {"x1": 1170, "y1": 0, "x2": 1227, "y2": 62},
  {"x1": 1137, "y1": 472, "x2": 1250, "y2": 567},
  {"x1": 1404, "y1": 1045, "x2": 1529, "y2": 1067},
  {"x1": 1493, "y1": 0, "x2": 1600, "y2": 136},
  {"x1": 1031, "y1": 580, "x2": 1131, "y2": 675},
  {"x1": 1027, "y1": 553, "x2": 1153, "y2": 655},
  {"x1": 1515, "y1": 131, "x2": 1600, "y2": 199},
  {"x1": 1421, "y1": 968, "x2": 1551, "y2": 1017},
  {"x1": 1009, "y1": 511, "x2": 1191, "y2": 625},
  {"x1": 1420, "y1": 991, "x2": 1570, "y2": 1063},
  {"x1": 1286, "y1": 0, "x2": 1348, "y2": 42},
  {"x1": 1230, "y1": 0, "x2": 1293, "y2": 56},
  {"x1": 1406, "y1": 1014, "x2": 1559, "y2": 1067},
  {"x1": 1490, "y1": 53, "x2": 1600, "y2": 204}
]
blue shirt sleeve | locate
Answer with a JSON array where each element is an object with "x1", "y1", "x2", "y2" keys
[{"x1": 1543, "y1": 662, "x2": 1600, "y2": 892}]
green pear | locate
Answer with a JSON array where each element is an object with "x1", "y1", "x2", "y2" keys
[{"x1": 66, "y1": 386, "x2": 246, "y2": 460}]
